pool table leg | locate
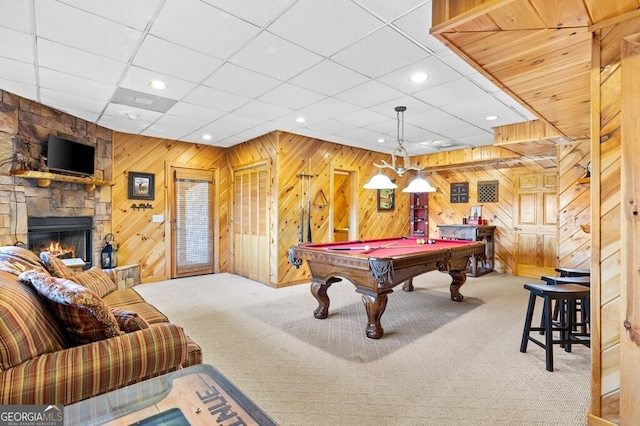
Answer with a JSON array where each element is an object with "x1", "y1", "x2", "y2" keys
[
  {"x1": 448, "y1": 269, "x2": 467, "y2": 302},
  {"x1": 361, "y1": 293, "x2": 388, "y2": 339},
  {"x1": 310, "y1": 278, "x2": 340, "y2": 319},
  {"x1": 402, "y1": 278, "x2": 414, "y2": 292}
]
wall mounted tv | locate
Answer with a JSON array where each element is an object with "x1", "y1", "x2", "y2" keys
[{"x1": 46, "y1": 134, "x2": 95, "y2": 177}]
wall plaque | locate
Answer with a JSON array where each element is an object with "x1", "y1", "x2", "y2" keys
[{"x1": 450, "y1": 182, "x2": 469, "y2": 203}]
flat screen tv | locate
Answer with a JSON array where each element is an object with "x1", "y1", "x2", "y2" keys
[{"x1": 46, "y1": 134, "x2": 95, "y2": 177}]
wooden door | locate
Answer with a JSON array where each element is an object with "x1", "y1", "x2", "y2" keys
[
  {"x1": 332, "y1": 171, "x2": 350, "y2": 242},
  {"x1": 170, "y1": 167, "x2": 215, "y2": 278},
  {"x1": 513, "y1": 172, "x2": 558, "y2": 278},
  {"x1": 233, "y1": 166, "x2": 268, "y2": 283}
]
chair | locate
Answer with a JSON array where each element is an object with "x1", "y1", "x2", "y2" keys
[
  {"x1": 555, "y1": 267, "x2": 590, "y2": 277},
  {"x1": 520, "y1": 283, "x2": 590, "y2": 371}
]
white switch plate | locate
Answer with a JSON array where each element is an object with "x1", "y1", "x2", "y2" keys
[{"x1": 152, "y1": 215, "x2": 164, "y2": 223}]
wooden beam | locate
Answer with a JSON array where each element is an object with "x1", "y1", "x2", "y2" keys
[
  {"x1": 620, "y1": 32, "x2": 640, "y2": 426},
  {"x1": 430, "y1": 0, "x2": 517, "y2": 34}
]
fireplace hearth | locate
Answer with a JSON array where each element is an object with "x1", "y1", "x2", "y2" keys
[{"x1": 28, "y1": 217, "x2": 93, "y2": 269}]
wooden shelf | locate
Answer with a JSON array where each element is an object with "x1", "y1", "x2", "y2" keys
[{"x1": 10, "y1": 170, "x2": 114, "y2": 190}]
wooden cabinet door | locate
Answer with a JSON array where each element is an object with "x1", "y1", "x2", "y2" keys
[
  {"x1": 233, "y1": 166, "x2": 269, "y2": 284},
  {"x1": 513, "y1": 173, "x2": 558, "y2": 278}
]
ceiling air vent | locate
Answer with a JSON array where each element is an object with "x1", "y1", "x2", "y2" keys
[{"x1": 111, "y1": 87, "x2": 177, "y2": 113}]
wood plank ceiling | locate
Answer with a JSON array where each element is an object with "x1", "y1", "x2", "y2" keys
[{"x1": 431, "y1": 0, "x2": 640, "y2": 145}]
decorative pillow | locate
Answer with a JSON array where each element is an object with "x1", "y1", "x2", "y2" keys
[
  {"x1": 110, "y1": 308, "x2": 150, "y2": 333},
  {"x1": 18, "y1": 270, "x2": 122, "y2": 344},
  {"x1": 39, "y1": 252, "x2": 77, "y2": 279},
  {"x1": 71, "y1": 267, "x2": 117, "y2": 298},
  {"x1": 0, "y1": 246, "x2": 48, "y2": 274},
  {"x1": 0, "y1": 259, "x2": 28, "y2": 276}
]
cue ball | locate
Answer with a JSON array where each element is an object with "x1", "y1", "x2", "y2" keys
[{"x1": 364, "y1": 245, "x2": 371, "y2": 251}]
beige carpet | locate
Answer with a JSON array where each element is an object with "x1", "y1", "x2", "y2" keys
[{"x1": 135, "y1": 271, "x2": 590, "y2": 425}]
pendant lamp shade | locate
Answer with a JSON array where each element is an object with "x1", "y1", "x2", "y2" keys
[
  {"x1": 402, "y1": 174, "x2": 436, "y2": 193},
  {"x1": 363, "y1": 169, "x2": 397, "y2": 189}
]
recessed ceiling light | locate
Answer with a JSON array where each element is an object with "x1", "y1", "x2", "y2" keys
[
  {"x1": 149, "y1": 80, "x2": 167, "y2": 90},
  {"x1": 411, "y1": 72, "x2": 428, "y2": 83},
  {"x1": 378, "y1": 138, "x2": 386, "y2": 143},
  {"x1": 203, "y1": 134, "x2": 212, "y2": 141},
  {"x1": 295, "y1": 116, "x2": 306, "y2": 123},
  {"x1": 125, "y1": 112, "x2": 139, "y2": 120},
  {"x1": 419, "y1": 141, "x2": 431, "y2": 145},
  {"x1": 431, "y1": 140, "x2": 446, "y2": 145},
  {"x1": 485, "y1": 115, "x2": 499, "y2": 121}
]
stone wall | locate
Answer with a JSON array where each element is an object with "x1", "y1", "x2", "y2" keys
[{"x1": 0, "y1": 90, "x2": 112, "y2": 266}]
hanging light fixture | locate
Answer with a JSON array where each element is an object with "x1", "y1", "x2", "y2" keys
[{"x1": 364, "y1": 106, "x2": 436, "y2": 193}]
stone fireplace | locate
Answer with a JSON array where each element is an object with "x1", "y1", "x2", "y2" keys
[{"x1": 27, "y1": 217, "x2": 93, "y2": 268}]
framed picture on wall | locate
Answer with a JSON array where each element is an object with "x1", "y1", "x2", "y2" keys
[
  {"x1": 377, "y1": 188, "x2": 395, "y2": 211},
  {"x1": 128, "y1": 171, "x2": 155, "y2": 200}
]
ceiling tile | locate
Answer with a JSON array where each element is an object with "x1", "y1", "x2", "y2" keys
[
  {"x1": 0, "y1": 57, "x2": 36, "y2": 85},
  {"x1": 0, "y1": 1, "x2": 32, "y2": 32},
  {"x1": 201, "y1": 0, "x2": 295, "y2": 27},
  {"x1": 37, "y1": 39, "x2": 126, "y2": 85},
  {"x1": 258, "y1": 83, "x2": 326, "y2": 110},
  {"x1": 213, "y1": 113, "x2": 268, "y2": 129},
  {"x1": 377, "y1": 56, "x2": 460, "y2": 95},
  {"x1": 39, "y1": 68, "x2": 114, "y2": 102},
  {"x1": 392, "y1": 2, "x2": 448, "y2": 53},
  {"x1": 203, "y1": 63, "x2": 281, "y2": 98},
  {"x1": 133, "y1": 36, "x2": 223, "y2": 83},
  {"x1": 233, "y1": 100, "x2": 292, "y2": 121},
  {"x1": 436, "y1": 49, "x2": 478, "y2": 76},
  {"x1": 301, "y1": 97, "x2": 362, "y2": 119},
  {"x1": 305, "y1": 119, "x2": 359, "y2": 135},
  {"x1": 230, "y1": 31, "x2": 323, "y2": 81},
  {"x1": 288, "y1": 60, "x2": 369, "y2": 96},
  {"x1": 97, "y1": 114, "x2": 151, "y2": 134},
  {"x1": 166, "y1": 102, "x2": 226, "y2": 123},
  {"x1": 150, "y1": 0, "x2": 260, "y2": 60},
  {"x1": 0, "y1": 26, "x2": 34, "y2": 63},
  {"x1": 268, "y1": 0, "x2": 383, "y2": 57},
  {"x1": 142, "y1": 123, "x2": 191, "y2": 140},
  {"x1": 34, "y1": 0, "x2": 142, "y2": 62},
  {"x1": 182, "y1": 85, "x2": 249, "y2": 111},
  {"x1": 332, "y1": 26, "x2": 428, "y2": 78},
  {"x1": 0, "y1": 79, "x2": 37, "y2": 100},
  {"x1": 334, "y1": 80, "x2": 404, "y2": 108},
  {"x1": 58, "y1": 0, "x2": 162, "y2": 30},
  {"x1": 120, "y1": 66, "x2": 198, "y2": 100},
  {"x1": 336, "y1": 109, "x2": 389, "y2": 127},
  {"x1": 413, "y1": 77, "x2": 487, "y2": 108},
  {"x1": 353, "y1": 0, "x2": 428, "y2": 22},
  {"x1": 40, "y1": 88, "x2": 106, "y2": 114},
  {"x1": 103, "y1": 102, "x2": 163, "y2": 122}
]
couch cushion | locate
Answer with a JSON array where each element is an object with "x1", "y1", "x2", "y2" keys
[
  {"x1": 102, "y1": 288, "x2": 145, "y2": 307},
  {"x1": 71, "y1": 267, "x2": 117, "y2": 298},
  {"x1": 119, "y1": 302, "x2": 169, "y2": 324},
  {"x1": 0, "y1": 246, "x2": 47, "y2": 274},
  {"x1": 39, "y1": 252, "x2": 77, "y2": 279},
  {"x1": 110, "y1": 308, "x2": 150, "y2": 333},
  {"x1": 19, "y1": 270, "x2": 122, "y2": 344},
  {"x1": 0, "y1": 271, "x2": 68, "y2": 370}
]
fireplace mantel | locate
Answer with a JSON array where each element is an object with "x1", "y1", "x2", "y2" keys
[{"x1": 11, "y1": 170, "x2": 114, "y2": 191}]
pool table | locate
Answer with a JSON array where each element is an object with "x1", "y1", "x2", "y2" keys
[{"x1": 288, "y1": 236, "x2": 486, "y2": 339}]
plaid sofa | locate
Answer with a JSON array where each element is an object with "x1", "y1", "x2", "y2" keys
[{"x1": 0, "y1": 246, "x2": 202, "y2": 406}]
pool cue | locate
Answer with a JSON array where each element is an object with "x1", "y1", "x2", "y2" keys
[
  {"x1": 307, "y1": 162, "x2": 312, "y2": 243},
  {"x1": 361, "y1": 241, "x2": 397, "y2": 254},
  {"x1": 299, "y1": 174, "x2": 304, "y2": 243}
]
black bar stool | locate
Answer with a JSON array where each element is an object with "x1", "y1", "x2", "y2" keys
[
  {"x1": 520, "y1": 283, "x2": 590, "y2": 371},
  {"x1": 555, "y1": 267, "x2": 590, "y2": 277},
  {"x1": 541, "y1": 275, "x2": 591, "y2": 334}
]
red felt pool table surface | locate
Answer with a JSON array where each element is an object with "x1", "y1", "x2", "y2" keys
[{"x1": 289, "y1": 236, "x2": 486, "y2": 339}]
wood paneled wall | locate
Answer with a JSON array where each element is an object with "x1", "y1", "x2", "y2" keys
[
  {"x1": 557, "y1": 140, "x2": 591, "y2": 270},
  {"x1": 590, "y1": 17, "x2": 640, "y2": 424},
  {"x1": 420, "y1": 158, "x2": 555, "y2": 275},
  {"x1": 112, "y1": 133, "x2": 229, "y2": 283}
]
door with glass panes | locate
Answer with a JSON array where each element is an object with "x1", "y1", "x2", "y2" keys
[{"x1": 170, "y1": 167, "x2": 215, "y2": 278}]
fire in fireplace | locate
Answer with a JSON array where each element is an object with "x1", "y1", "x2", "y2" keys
[{"x1": 27, "y1": 217, "x2": 93, "y2": 268}]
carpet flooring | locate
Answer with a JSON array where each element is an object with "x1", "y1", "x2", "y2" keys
[{"x1": 135, "y1": 271, "x2": 590, "y2": 425}]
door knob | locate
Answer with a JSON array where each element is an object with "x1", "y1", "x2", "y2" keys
[{"x1": 513, "y1": 227, "x2": 521, "y2": 231}]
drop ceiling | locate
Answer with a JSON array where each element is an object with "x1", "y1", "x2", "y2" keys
[{"x1": 0, "y1": 0, "x2": 536, "y2": 155}]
